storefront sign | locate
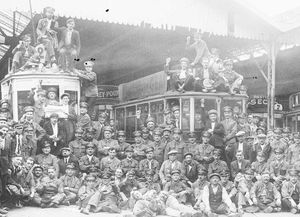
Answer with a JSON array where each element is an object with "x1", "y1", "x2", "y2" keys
[
  {"x1": 97, "y1": 85, "x2": 119, "y2": 99},
  {"x1": 248, "y1": 96, "x2": 283, "y2": 111},
  {"x1": 119, "y1": 71, "x2": 167, "y2": 102}
]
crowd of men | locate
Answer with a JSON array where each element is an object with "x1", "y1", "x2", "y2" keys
[{"x1": 0, "y1": 93, "x2": 298, "y2": 217}]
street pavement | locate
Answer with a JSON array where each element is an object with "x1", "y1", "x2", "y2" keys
[{"x1": 6, "y1": 206, "x2": 299, "y2": 217}]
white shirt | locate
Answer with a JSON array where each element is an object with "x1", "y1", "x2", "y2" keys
[
  {"x1": 202, "y1": 184, "x2": 235, "y2": 213},
  {"x1": 66, "y1": 30, "x2": 73, "y2": 45},
  {"x1": 87, "y1": 155, "x2": 93, "y2": 163},
  {"x1": 46, "y1": 19, "x2": 52, "y2": 30},
  {"x1": 211, "y1": 122, "x2": 215, "y2": 131},
  {"x1": 238, "y1": 161, "x2": 242, "y2": 169},
  {"x1": 52, "y1": 123, "x2": 58, "y2": 137},
  {"x1": 203, "y1": 68, "x2": 210, "y2": 79},
  {"x1": 238, "y1": 142, "x2": 244, "y2": 152},
  {"x1": 179, "y1": 70, "x2": 187, "y2": 80}
]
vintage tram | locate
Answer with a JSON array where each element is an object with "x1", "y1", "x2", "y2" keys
[{"x1": 113, "y1": 71, "x2": 248, "y2": 140}]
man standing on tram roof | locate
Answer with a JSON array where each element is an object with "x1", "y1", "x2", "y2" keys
[{"x1": 74, "y1": 60, "x2": 98, "y2": 109}]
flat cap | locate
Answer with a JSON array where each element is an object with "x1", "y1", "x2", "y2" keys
[
  {"x1": 223, "y1": 106, "x2": 232, "y2": 112},
  {"x1": 61, "y1": 92, "x2": 70, "y2": 99},
  {"x1": 172, "y1": 105, "x2": 180, "y2": 112},
  {"x1": 209, "y1": 173, "x2": 221, "y2": 180},
  {"x1": 24, "y1": 106, "x2": 35, "y2": 113},
  {"x1": 202, "y1": 131, "x2": 211, "y2": 138},
  {"x1": 168, "y1": 150, "x2": 178, "y2": 155},
  {"x1": 257, "y1": 133, "x2": 267, "y2": 138},
  {"x1": 47, "y1": 87, "x2": 57, "y2": 93},
  {"x1": 171, "y1": 169, "x2": 181, "y2": 175},
  {"x1": 236, "y1": 131, "x2": 246, "y2": 137},
  {"x1": 80, "y1": 102, "x2": 88, "y2": 108},
  {"x1": 133, "y1": 130, "x2": 142, "y2": 137},
  {"x1": 208, "y1": 109, "x2": 218, "y2": 115},
  {"x1": 173, "y1": 128, "x2": 182, "y2": 134},
  {"x1": 117, "y1": 130, "x2": 125, "y2": 137},
  {"x1": 184, "y1": 152, "x2": 193, "y2": 158}
]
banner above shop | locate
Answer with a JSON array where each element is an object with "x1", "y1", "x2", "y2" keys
[
  {"x1": 97, "y1": 85, "x2": 119, "y2": 99},
  {"x1": 247, "y1": 95, "x2": 287, "y2": 112}
]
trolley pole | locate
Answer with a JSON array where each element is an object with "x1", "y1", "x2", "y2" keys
[{"x1": 267, "y1": 40, "x2": 277, "y2": 130}]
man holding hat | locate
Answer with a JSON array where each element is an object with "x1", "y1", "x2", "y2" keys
[
  {"x1": 120, "y1": 146, "x2": 138, "y2": 175},
  {"x1": 159, "y1": 150, "x2": 184, "y2": 186},
  {"x1": 43, "y1": 112, "x2": 67, "y2": 155},
  {"x1": 35, "y1": 140, "x2": 59, "y2": 177},
  {"x1": 250, "y1": 170, "x2": 281, "y2": 213},
  {"x1": 202, "y1": 172, "x2": 237, "y2": 216},
  {"x1": 57, "y1": 18, "x2": 81, "y2": 72},
  {"x1": 139, "y1": 147, "x2": 160, "y2": 182},
  {"x1": 195, "y1": 131, "x2": 215, "y2": 168},
  {"x1": 74, "y1": 60, "x2": 98, "y2": 109},
  {"x1": 164, "y1": 128, "x2": 185, "y2": 162},
  {"x1": 97, "y1": 126, "x2": 119, "y2": 160},
  {"x1": 59, "y1": 163, "x2": 80, "y2": 206},
  {"x1": 281, "y1": 169, "x2": 300, "y2": 213},
  {"x1": 57, "y1": 147, "x2": 78, "y2": 177}
]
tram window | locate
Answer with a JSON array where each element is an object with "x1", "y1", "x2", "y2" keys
[
  {"x1": 181, "y1": 99, "x2": 190, "y2": 130},
  {"x1": 137, "y1": 103, "x2": 149, "y2": 127},
  {"x1": 116, "y1": 108, "x2": 125, "y2": 131},
  {"x1": 126, "y1": 106, "x2": 136, "y2": 139},
  {"x1": 150, "y1": 101, "x2": 164, "y2": 125},
  {"x1": 17, "y1": 91, "x2": 31, "y2": 119},
  {"x1": 63, "y1": 90, "x2": 78, "y2": 105},
  {"x1": 42, "y1": 85, "x2": 60, "y2": 101},
  {"x1": 194, "y1": 98, "x2": 206, "y2": 132}
]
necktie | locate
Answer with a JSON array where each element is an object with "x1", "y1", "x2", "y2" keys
[
  {"x1": 65, "y1": 158, "x2": 68, "y2": 164},
  {"x1": 149, "y1": 160, "x2": 152, "y2": 170}
]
